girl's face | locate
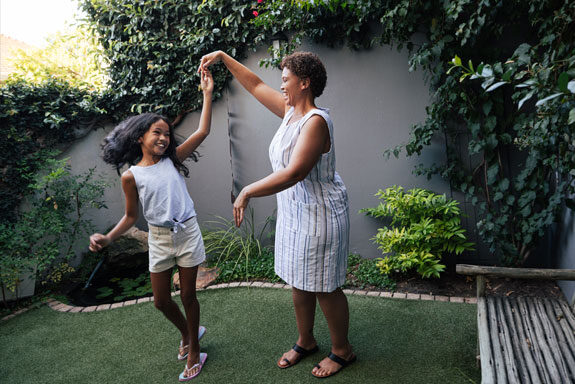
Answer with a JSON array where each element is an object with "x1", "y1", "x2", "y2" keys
[
  {"x1": 138, "y1": 119, "x2": 171, "y2": 158},
  {"x1": 281, "y1": 67, "x2": 306, "y2": 105}
]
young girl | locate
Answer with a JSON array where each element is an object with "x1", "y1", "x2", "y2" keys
[{"x1": 89, "y1": 69, "x2": 213, "y2": 381}]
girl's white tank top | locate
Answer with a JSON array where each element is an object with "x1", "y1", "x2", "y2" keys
[{"x1": 129, "y1": 157, "x2": 196, "y2": 230}]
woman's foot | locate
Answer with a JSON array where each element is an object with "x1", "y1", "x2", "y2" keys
[
  {"x1": 311, "y1": 349, "x2": 356, "y2": 378},
  {"x1": 277, "y1": 342, "x2": 319, "y2": 368}
]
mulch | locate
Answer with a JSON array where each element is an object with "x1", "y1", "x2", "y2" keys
[{"x1": 364, "y1": 270, "x2": 566, "y2": 300}]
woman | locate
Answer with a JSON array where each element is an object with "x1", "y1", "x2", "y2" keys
[{"x1": 198, "y1": 50, "x2": 355, "y2": 378}]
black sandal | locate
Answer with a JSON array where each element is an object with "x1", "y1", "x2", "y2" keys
[
  {"x1": 312, "y1": 352, "x2": 357, "y2": 378},
  {"x1": 277, "y1": 344, "x2": 319, "y2": 369}
]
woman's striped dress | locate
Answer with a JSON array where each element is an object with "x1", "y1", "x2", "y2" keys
[{"x1": 270, "y1": 107, "x2": 350, "y2": 292}]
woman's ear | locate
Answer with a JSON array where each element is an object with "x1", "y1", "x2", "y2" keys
[{"x1": 300, "y1": 77, "x2": 311, "y2": 91}]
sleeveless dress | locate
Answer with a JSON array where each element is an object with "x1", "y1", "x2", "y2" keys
[{"x1": 270, "y1": 107, "x2": 350, "y2": 292}]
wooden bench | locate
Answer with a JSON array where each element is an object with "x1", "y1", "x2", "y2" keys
[{"x1": 456, "y1": 264, "x2": 575, "y2": 384}]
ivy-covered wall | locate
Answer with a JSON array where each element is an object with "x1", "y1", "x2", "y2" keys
[{"x1": 3, "y1": 0, "x2": 574, "y2": 279}]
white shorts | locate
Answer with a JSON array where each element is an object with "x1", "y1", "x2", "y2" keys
[{"x1": 148, "y1": 216, "x2": 206, "y2": 273}]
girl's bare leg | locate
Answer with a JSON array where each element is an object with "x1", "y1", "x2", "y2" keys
[
  {"x1": 178, "y1": 265, "x2": 201, "y2": 374},
  {"x1": 150, "y1": 269, "x2": 189, "y2": 342}
]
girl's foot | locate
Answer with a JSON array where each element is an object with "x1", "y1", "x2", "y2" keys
[
  {"x1": 178, "y1": 326, "x2": 206, "y2": 361},
  {"x1": 179, "y1": 352, "x2": 207, "y2": 381}
]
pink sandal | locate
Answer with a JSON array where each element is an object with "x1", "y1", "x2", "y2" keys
[
  {"x1": 178, "y1": 352, "x2": 207, "y2": 381},
  {"x1": 178, "y1": 326, "x2": 206, "y2": 361}
]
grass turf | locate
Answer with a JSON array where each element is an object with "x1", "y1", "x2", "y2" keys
[{"x1": 0, "y1": 288, "x2": 480, "y2": 383}]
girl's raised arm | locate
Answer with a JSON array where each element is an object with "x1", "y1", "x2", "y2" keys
[
  {"x1": 176, "y1": 70, "x2": 214, "y2": 162},
  {"x1": 198, "y1": 51, "x2": 286, "y2": 118},
  {"x1": 89, "y1": 170, "x2": 139, "y2": 252}
]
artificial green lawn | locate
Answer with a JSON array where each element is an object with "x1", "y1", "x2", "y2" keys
[{"x1": 0, "y1": 288, "x2": 480, "y2": 383}]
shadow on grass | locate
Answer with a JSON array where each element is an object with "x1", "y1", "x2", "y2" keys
[{"x1": 0, "y1": 288, "x2": 480, "y2": 383}]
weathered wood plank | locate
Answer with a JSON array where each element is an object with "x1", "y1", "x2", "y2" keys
[
  {"x1": 498, "y1": 298, "x2": 537, "y2": 384},
  {"x1": 550, "y1": 300, "x2": 575, "y2": 362},
  {"x1": 558, "y1": 300, "x2": 575, "y2": 332},
  {"x1": 517, "y1": 297, "x2": 553, "y2": 383},
  {"x1": 535, "y1": 298, "x2": 575, "y2": 382},
  {"x1": 525, "y1": 298, "x2": 569, "y2": 383},
  {"x1": 487, "y1": 297, "x2": 508, "y2": 384},
  {"x1": 508, "y1": 298, "x2": 543, "y2": 383},
  {"x1": 495, "y1": 297, "x2": 522, "y2": 383},
  {"x1": 478, "y1": 297, "x2": 496, "y2": 384},
  {"x1": 477, "y1": 275, "x2": 486, "y2": 298},
  {"x1": 456, "y1": 264, "x2": 575, "y2": 280}
]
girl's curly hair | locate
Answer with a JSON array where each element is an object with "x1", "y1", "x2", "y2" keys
[
  {"x1": 280, "y1": 51, "x2": 327, "y2": 98},
  {"x1": 101, "y1": 113, "x2": 197, "y2": 176}
]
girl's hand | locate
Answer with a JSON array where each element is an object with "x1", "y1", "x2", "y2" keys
[
  {"x1": 233, "y1": 189, "x2": 250, "y2": 227},
  {"x1": 89, "y1": 233, "x2": 111, "y2": 252},
  {"x1": 200, "y1": 69, "x2": 214, "y2": 94},
  {"x1": 198, "y1": 51, "x2": 223, "y2": 72}
]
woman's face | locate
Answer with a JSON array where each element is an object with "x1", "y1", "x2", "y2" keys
[
  {"x1": 280, "y1": 67, "x2": 304, "y2": 105},
  {"x1": 138, "y1": 119, "x2": 171, "y2": 157}
]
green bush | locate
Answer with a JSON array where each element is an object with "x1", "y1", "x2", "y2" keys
[
  {"x1": 346, "y1": 254, "x2": 396, "y2": 290},
  {"x1": 361, "y1": 186, "x2": 474, "y2": 278},
  {"x1": 0, "y1": 159, "x2": 108, "y2": 302},
  {"x1": 0, "y1": 79, "x2": 108, "y2": 222}
]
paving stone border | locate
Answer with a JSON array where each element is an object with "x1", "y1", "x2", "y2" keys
[{"x1": 1, "y1": 282, "x2": 475, "y2": 321}]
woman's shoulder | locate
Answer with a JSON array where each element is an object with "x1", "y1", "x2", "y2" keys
[{"x1": 302, "y1": 108, "x2": 331, "y2": 126}]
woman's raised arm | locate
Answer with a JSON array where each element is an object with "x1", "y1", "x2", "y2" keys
[{"x1": 198, "y1": 51, "x2": 286, "y2": 118}]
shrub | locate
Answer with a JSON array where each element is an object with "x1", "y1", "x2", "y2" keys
[
  {"x1": 361, "y1": 186, "x2": 474, "y2": 278},
  {"x1": 346, "y1": 254, "x2": 396, "y2": 290},
  {"x1": 0, "y1": 159, "x2": 108, "y2": 302}
]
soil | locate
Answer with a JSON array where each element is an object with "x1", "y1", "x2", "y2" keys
[{"x1": 361, "y1": 270, "x2": 566, "y2": 300}]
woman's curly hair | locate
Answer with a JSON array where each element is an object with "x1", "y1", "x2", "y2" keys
[
  {"x1": 101, "y1": 113, "x2": 197, "y2": 176},
  {"x1": 280, "y1": 51, "x2": 327, "y2": 98}
]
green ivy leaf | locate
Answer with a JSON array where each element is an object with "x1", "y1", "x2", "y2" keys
[
  {"x1": 558, "y1": 72, "x2": 569, "y2": 92},
  {"x1": 569, "y1": 108, "x2": 575, "y2": 125}
]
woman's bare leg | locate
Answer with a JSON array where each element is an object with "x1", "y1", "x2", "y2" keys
[
  {"x1": 278, "y1": 287, "x2": 318, "y2": 367},
  {"x1": 312, "y1": 288, "x2": 354, "y2": 377}
]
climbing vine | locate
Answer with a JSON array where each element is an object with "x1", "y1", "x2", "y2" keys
[{"x1": 1, "y1": 0, "x2": 573, "y2": 267}]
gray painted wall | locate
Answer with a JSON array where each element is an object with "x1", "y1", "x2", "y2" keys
[{"x1": 63, "y1": 40, "x2": 488, "y2": 266}]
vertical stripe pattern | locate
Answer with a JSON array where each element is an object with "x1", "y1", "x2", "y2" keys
[{"x1": 269, "y1": 107, "x2": 350, "y2": 292}]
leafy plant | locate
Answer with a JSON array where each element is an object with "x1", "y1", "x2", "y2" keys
[
  {"x1": 361, "y1": 186, "x2": 474, "y2": 278},
  {"x1": 346, "y1": 254, "x2": 396, "y2": 290},
  {"x1": 441, "y1": 44, "x2": 575, "y2": 265},
  {"x1": 0, "y1": 79, "x2": 108, "y2": 223},
  {"x1": 212, "y1": 247, "x2": 280, "y2": 283},
  {"x1": 0, "y1": 159, "x2": 108, "y2": 303},
  {"x1": 202, "y1": 209, "x2": 277, "y2": 282},
  {"x1": 95, "y1": 273, "x2": 153, "y2": 302}
]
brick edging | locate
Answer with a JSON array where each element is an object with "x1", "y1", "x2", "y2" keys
[{"x1": 2, "y1": 282, "x2": 476, "y2": 320}]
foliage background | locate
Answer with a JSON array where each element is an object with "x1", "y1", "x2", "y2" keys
[{"x1": 1, "y1": 0, "x2": 574, "y2": 273}]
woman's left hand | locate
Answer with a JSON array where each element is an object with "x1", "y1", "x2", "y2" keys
[{"x1": 233, "y1": 188, "x2": 250, "y2": 227}]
